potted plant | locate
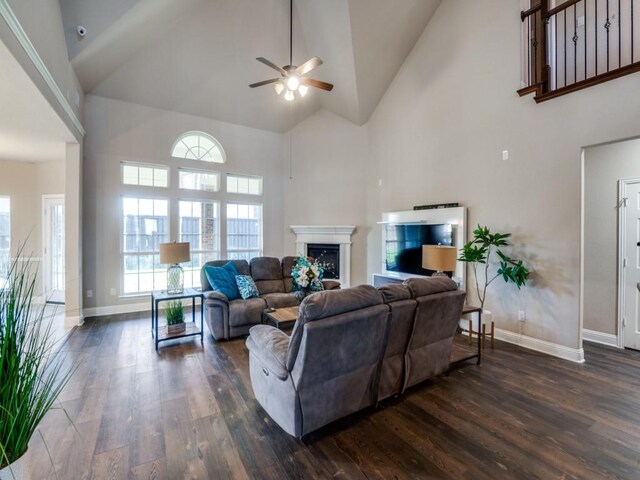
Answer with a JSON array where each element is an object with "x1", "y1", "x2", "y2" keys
[
  {"x1": 458, "y1": 225, "x2": 530, "y2": 312},
  {"x1": 291, "y1": 257, "x2": 324, "y2": 301},
  {"x1": 165, "y1": 301, "x2": 185, "y2": 335},
  {"x1": 0, "y1": 257, "x2": 74, "y2": 480}
]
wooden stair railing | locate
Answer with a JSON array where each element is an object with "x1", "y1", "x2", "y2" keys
[{"x1": 520, "y1": 0, "x2": 640, "y2": 102}]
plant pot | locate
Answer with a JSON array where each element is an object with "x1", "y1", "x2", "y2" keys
[
  {"x1": 460, "y1": 309, "x2": 492, "y2": 331},
  {"x1": 0, "y1": 450, "x2": 29, "y2": 480},
  {"x1": 166, "y1": 323, "x2": 186, "y2": 335}
]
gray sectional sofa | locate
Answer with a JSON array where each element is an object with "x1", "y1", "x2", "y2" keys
[
  {"x1": 201, "y1": 256, "x2": 340, "y2": 340},
  {"x1": 245, "y1": 277, "x2": 465, "y2": 438}
]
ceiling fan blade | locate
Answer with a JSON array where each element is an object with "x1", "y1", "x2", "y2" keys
[
  {"x1": 302, "y1": 77, "x2": 334, "y2": 92},
  {"x1": 296, "y1": 56, "x2": 323, "y2": 76},
  {"x1": 256, "y1": 57, "x2": 286, "y2": 75},
  {"x1": 249, "y1": 78, "x2": 281, "y2": 88}
]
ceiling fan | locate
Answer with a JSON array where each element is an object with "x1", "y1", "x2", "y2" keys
[{"x1": 249, "y1": 0, "x2": 334, "y2": 101}]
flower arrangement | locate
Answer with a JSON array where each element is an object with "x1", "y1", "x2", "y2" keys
[{"x1": 291, "y1": 257, "x2": 324, "y2": 300}]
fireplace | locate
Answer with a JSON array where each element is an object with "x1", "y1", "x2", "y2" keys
[
  {"x1": 290, "y1": 225, "x2": 356, "y2": 287},
  {"x1": 307, "y1": 243, "x2": 340, "y2": 279}
]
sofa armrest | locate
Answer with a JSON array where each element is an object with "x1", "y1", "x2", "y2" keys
[
  {"x1": 246, "y1": 325, "x2": 290, "y2": 380},
  {"x1": 322, "y1": 280, "x2": 341, "y2": 291},
  {"x1": 204, "y1": 290, "x2": 229, "y2": 305}
]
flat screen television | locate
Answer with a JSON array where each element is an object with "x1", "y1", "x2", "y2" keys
[{"x1": 385, "y1": 223, "x2": 453, "y2": 276}]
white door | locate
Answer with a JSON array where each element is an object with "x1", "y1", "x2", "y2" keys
[{"x1": 43, "y1": 195, "x2": 65, "y2": 304}]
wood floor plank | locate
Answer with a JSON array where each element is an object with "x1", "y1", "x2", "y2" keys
[{"x1": 25, "y1": 313, "x2": 640, "y2": 479}]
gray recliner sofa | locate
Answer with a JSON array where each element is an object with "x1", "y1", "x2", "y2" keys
[
  {"x1": 201, "y1": 256, "x2": 340, "y2": 340},
  {"x1": 246, "y1": 277, "x2": 466, "y2": 437}
]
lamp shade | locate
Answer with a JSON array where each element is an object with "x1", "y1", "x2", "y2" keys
[
  {"x1": 160, "y1": 242, "x2": 190, "y2": 264},
  {"x1": 422, "y1": 245, "x2": 457, "y2": 272}
]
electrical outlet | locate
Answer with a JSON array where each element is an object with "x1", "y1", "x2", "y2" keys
[
  {"x1": 86, "y1": 290, "x2": 93, "y2": 298},
  {"x1": 502, "y1": 150, "x2": 509, "y2": 161},
  {"x1": 110, "y1": 288, "x2": 116, "y2": 296},
  {"x1": 577, "y1": 15, "x2": 585, "y2": 27},
  {"x1": 518, "y1": 310, "x2": 526, "y2": 321}
]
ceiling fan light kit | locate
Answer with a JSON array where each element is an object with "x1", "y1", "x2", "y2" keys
[{"x1": 249, "y1": 0, "x2": 334, "y2": 101}]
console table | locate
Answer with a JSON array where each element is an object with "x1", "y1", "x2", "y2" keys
[{"x1": 151, "y1": 288, "x2": 204, "y2": 350}]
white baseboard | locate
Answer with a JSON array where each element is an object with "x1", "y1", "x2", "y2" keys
[
  {"x1": 64, "y1": 314, "x2": 84, "y2": 328},
  {"x1": 495, "y1": 328, "x2": 585, "y2": 363},
  {"x1": 84, "y1": 302, "x2": 149, "y2": 319},
  {"x1": 583, "y1": 329, "x2": 620, "y2": 348}
]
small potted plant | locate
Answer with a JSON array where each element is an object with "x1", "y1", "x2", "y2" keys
[
  {"x1": 165, "y1": 301, "x2": 185, "y2": 335},
  {"x1": 1, "y1": 256, "x2": 75, "y2": 479},
  {"x1": 458, "y1": 225, "x2": 530, "y2": 312}
]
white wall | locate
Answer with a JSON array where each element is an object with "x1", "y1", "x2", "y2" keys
[
  {"x1": 584, "y1": 138, "x2": 640, "y2": 336},
  {"x1": 283, "y1": 109, "x2": 369, "y2": 286},
  {"x1": 364, "y1": 0, "x2": 640, "y2": 350},
  {"x1": 83, "y1": 95, "x2": 285, "y2": 310}
]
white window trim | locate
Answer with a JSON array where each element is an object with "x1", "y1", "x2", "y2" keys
[
  {"x1": 120, "y1": 195, "x2": 170, "y2": 297},
  {"x1": 171, "y1": 131, "x2": 226, "y2": 164},
  {"x1": 226, "y1": 201, "x2": 264, "y2": 259},
  {"x1": 226, "y1": 173, "x2": 264, "y2": 196},
  {"x1": 178, "y1": 167, "x2": 221, "y2": 192},
  {"x1": 121, "y1": 161, "x2": 170, "y2": 188}
]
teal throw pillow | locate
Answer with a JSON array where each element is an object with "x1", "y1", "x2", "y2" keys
[
  {"x1": 236, "y1": 275, "x2": 260, "y2": 299},
  {"x1": 204, "y1": 262, "x2": 241, "y2": 300}
]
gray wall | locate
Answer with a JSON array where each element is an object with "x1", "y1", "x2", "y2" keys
[
  {"x1": 83, "y1": 95, "x2": 285, "y2": 310},
  {"x1": 584, "y1": 138, "x2": 640, "y2": 335},
  {"x1": 283, "y1": 109, "x2": 369, "y2": 286},
  {"x1": 2, "y1": 0, "x2": 84, "y2": 138},
  {"x1": 363, "y1": 0, "x2": 640, "y2": 350},
  {"x1": 0, "y1": 159, "x2": 65, "y2": 294}
]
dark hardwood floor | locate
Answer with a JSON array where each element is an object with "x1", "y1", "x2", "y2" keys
[{"x1": 26, "y1": 313, "x2": 640, "y2": 479}]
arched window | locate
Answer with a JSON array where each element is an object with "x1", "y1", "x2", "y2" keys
[{"x1": 171, "y1": 131, "x2": 226, "y2": 163}]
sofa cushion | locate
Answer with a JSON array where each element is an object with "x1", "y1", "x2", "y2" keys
[
  {"x1": 378, "y1": 284, "x2": 412, "y2": 303},
  {"x1": 250, "y1": 257, "x2": 283, "y2": 281},
  {"x1": 404, "y1": 277, "x2": 457, "y2": 298},
  {"x1": 236, "y1": 275, "x2": 260, "y2": 299},
  {"x1": 281, "y1": 256, "x2": 297, "y2": 292},
  {"x1": 251, "y1": 257, "x2": 285, "y2": 295},
  {"x1": 261, "y1": 293, "x2": 300, "y2": 309},
  {"x1": 286, "y1": 285, "x2": 384, "y2": 370},
  {"x1": 228, "y1": 297, "x2": 267, "y2": 327},
  {"x1": 201, "y1": 259, "x2": 250, "y2": 290},
  {"x1": 204, "y1": 262, "x2": 241, "y2": 300}
]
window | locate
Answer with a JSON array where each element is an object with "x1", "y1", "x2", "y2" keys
[
  {"x1": 122, "y1": 162, "x2": 169, "y2": 188},
  {"x1": 179, "y1": 168, "x2": 220, "y2": 192},
  {"x1": 226, "y1": 203, "x2": 262, "y2": 261},
  {"x1": 227, "y1": 174, "x2": 263, "y2": 195},
  {"x1": 171, "y1": 132, "x2": 226, "y2": 163},
  {"x1": 0, "y1": 197, "x2": 9, "y2": 280},
  {"x1": 122, "y1": 197, "x2": 169, "y2": 294},
  {"x1": 179, "y1": 200, "x2": 220, "y2": 288}
]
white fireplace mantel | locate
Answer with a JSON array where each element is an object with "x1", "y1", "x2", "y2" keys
[{"x1": 290, "y1": 225, "x2": 356, "y2": 287}]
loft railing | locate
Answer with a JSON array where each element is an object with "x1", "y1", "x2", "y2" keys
[{"x1": 519, "y1": 0, "x2": 640, "y2": 102}]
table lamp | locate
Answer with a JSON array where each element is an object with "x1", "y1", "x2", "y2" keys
[
  {"x1": 160, "y1": 242, "x2": 190, "y2": 294},
  {"x1": 422, "y1": 245, "x2": 457, "y2": 277}
]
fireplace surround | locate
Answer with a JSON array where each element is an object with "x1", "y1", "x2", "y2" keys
[{"x1": 290, "y1": 225, "x2": 356, "y2": 287}]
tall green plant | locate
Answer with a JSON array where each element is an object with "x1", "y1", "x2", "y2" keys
[
  {"x1": 458, "y1": 225, "x2": 530, "y2": 310},
  {"x1": 0, "y1": 255, "x2": 74, "y2": 471}
]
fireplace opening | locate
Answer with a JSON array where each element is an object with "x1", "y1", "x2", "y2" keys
[{"x1": 307, "y1": 243, "x2": 340, "y2": 279}]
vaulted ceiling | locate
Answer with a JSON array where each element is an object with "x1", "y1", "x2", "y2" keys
[{"x1": 60, "y1": 0, "x2": 442, "y2": 132}]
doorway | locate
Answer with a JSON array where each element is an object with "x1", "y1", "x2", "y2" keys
[
  {"x1": 619, "y1": 179, "x2": 640, "y2": 349},
  {"x1": 582, "y1": 137, "x2": 640, "y2": 349},
  {"x1": 42, "y1": 195, "x2": 65, "y2": 304}
]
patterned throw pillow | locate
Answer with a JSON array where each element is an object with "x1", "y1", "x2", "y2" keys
[
  {"x1": 236, "y1": 275, "x2": 260, "y2": 299},
  {"x1": 204, "y1": 262, "x2": 241, "y2": 300}
]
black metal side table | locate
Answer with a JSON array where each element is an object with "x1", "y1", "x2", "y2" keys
[{"x1": 151, "y1": 288, "x2": 204, "y2": 350}]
